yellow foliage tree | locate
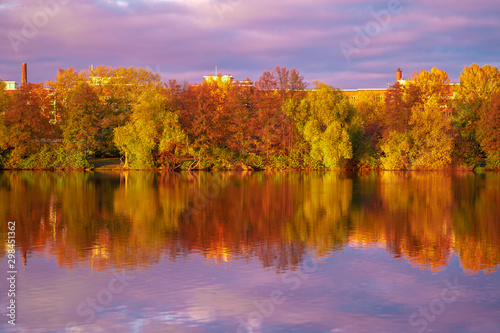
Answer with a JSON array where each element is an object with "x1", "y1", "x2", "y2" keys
[
  {"x1": 381, "y1": 68, "x2": 455, "y2": 170},
  {"x1": 298, "y1": 82, "x2": 361, "y2": 169}
]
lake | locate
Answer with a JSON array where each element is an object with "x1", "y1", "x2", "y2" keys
[{"x1": 1, "y1": 171, "x2": 499, "y2": 333}]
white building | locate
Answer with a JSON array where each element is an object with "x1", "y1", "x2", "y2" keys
[{"x1": 4, "y1": 81, "x2": 17, "y2": 90}]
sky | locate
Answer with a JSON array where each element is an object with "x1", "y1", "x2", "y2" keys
[{"x1": 1, "y1": 0, "x2": 499, "y2": 89}]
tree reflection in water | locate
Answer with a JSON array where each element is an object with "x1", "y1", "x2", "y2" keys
[{"x1": 0, "y1": 171, "x2": 499, "y2": 273}]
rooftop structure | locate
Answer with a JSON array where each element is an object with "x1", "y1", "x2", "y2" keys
[
  {"x1": 341, "y1": 69, "x2": 406, "y2": 100},
  {"x1": 203, "y1": 74, "x2": 234, "y2": 84},
  {"x1": 22, "y1": 63, "x2": 27, "y2": 86},
  {"x1": 4, "y1": 81, "x2": 17, "y2": 91},
  {"x1": 342, "y1": 88, "x2": 386, "y2": 100},
  {"x1": 1, "y1": 63, "x2": 28, "y2": 92}
]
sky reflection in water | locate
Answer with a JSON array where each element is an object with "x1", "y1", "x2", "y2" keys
[{"x1": 1, "y1": 171, "x2": 499, "y2": 333}]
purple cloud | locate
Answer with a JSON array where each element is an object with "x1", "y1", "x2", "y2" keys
[{"x1": 1, "y1": 0, "x2": 499, "y2": 88}]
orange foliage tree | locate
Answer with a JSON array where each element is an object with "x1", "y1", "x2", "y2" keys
[{"x1": 0, "y1": 84, "x2": 54, "y2": 165}]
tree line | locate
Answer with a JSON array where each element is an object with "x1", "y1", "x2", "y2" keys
[{"x1": 0, "y1": 64, "x2": 499, "y2": 170}]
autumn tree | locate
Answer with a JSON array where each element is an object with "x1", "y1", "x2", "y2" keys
[
  {"x1": 113, "y1": 84, "x2": 187, "y2": 169},
  {"x1": 250, "y1": 66, "x2": 307, "y2": 167},
  {"x1": 223, "y1": 83, "x2": 254, "y2": 155},
  {"x1": 253, "y1": 69, "x2": 286, "y2": 161},
  {"x1": 0, "y1": 80, "x2": 8, "y2": 115},
  {"x1": 454, "y1": 64, "x2": 500, "y2": 116},
  {"x1": 0, "y1": 84, "x2": 53, "y2": 164},
  {"x1": 295, "y1": 82, "x2": 361, "y2": 169},
  {"x1": 47, "y1": 68, "x2": 88, "y2": 131},
  {"x1": 61, "y1": 82, "x2": 104, "y2": 158},
  {"x1": 255, "y1": 65, "x2": 307, "y2": 96},
  {"x1": 114, "y1": 86, "x2": 164, "y2": 168},
  {"x1": 477, "y1": 91, "x2": 500, "y2": 168},
  {"x1": 385, "y1": 82, "x2": 411, "y2": 132},
  {"x1": 254, "y1": 69, "x2": 278, "y2": 91},
  {"x1": 0, "y1": 80, "x2": 8, "y2": 165},
  {"x1": 177, "y1": 79, "x2": 233, "y2": 167},
  {"x1": 157, "y1": 111, "x2": 189, "y2": 169},
  {"x1": 47, "y1": 65, "x2": 165, "y2": 158},
  {"x1": 351, "y1": 90, "x2": 386, "y2": 168},
  {"x1": 155, "y1": 81, "x2": 190, "y2": 169},
  {"x1": 408, "y1": 99, "x2": 455, "y2": 169},
  {"x1": 381, "y1": 68, "x2": 455, "y2": 170},
  {"x1": 453, "y1": 64, "x2": 500, "y2": 166},
  {"x1": 289, "y1": 68, "x2": 308, "y2": 92},
  {"x1": 250, "y1": 90, "x2": 292, "y2": 163},
  {"x1": 178, "y1": 76, "x2": 260, "y2": 168},
  {"x1": 408, "y1": 68, "x2": 455, "y2": 169}
]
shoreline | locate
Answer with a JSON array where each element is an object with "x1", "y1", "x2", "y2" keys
[{"x1": 0, "y1": 157, "x2": 495, "y2": 172}]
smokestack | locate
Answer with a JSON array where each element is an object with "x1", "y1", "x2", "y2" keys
[
  {"x1": 22, "y1": 63, "x2": 27, "y2": 86},
  {"x1": 396, "y1": 68, "x2": 402, "y2": 81}
]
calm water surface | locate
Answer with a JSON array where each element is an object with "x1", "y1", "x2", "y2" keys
[{"x1": 1, "y1": 171, "x2": 500, "y2": 333}]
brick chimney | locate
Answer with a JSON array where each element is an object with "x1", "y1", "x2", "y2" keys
[
  {"x1": 22, "y1": 63, "x2": 27, "y2": 86},
  {"x1": 396, "y1": 68, "x2": 402, "y2": 81}
]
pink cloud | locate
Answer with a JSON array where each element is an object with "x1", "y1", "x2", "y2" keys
[{"x1": 1, "y1": 0, "x2": 499, "y2": 87}]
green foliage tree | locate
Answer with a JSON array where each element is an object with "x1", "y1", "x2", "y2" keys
[
  {"x1": 47, "y1": 66, "x2": 166, "y2": 159},
  {"x1": 114, "y1": 87, "x2": 163, "y2": 168},
  {"x1": 351, "y1": 90, "x2": 386, "y2": 168},
  {"x1": 297, "y1": 82, "x2": 361, "y2": 169},
  {"x1": 453, "y1": 64, "x2": 500, "y2": 166},
  {"x1": 113, "y1": 85, "x2": 187, "y2": 169},
  {"x1": 93, "y1": 66, "x2": 163, "y2": 157},
  {"x1": 158, "y1": 111, "x2": 188, "y2": 154}
]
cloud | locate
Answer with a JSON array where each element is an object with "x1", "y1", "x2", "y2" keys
[{"x1": 0, "y1": 0, "x2": 499, "y2": 87}]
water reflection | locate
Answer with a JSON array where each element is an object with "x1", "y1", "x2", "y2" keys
[{"x1": 1, "y1": 171, "x2": 499, "y2": 274}]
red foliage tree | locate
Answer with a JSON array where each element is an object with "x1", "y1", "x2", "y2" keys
[
  {"x1": 2, "y1": 83, "x2": 54, "y2": 161},
  {"x1": 478, "y1": 91, "x2": 500, "y2": 160}
]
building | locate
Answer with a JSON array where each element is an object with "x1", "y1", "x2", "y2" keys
[
  {"x1": 203, "y1": 74, "x2": 234, "y2": 84},
  {"x1": 342, "y1": 88, "x2": 386, "y2": 101},
  {"x1": 341, "y1": 68, "x2": 458, "y2": 106},
  {"x1": 4, "y1": 81, "x2": 17, "y2": 90},
  {"x1": 1, "y1": 63, "x2": 28, "y2": 92},
  {"x1": 341, "y1": 68, "x2": 406, "y2": 101},
  {"x1": 237, "y1": 79, "x2": 253, "y2": 88}
]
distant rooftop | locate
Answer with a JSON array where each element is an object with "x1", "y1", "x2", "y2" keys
[{"x1": 4, "y1": 81, "x2": 17, "y2": 90}]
